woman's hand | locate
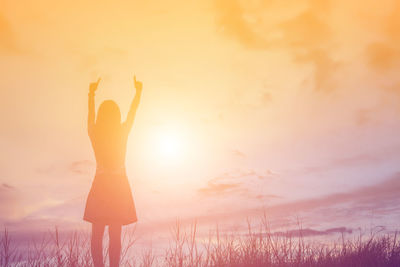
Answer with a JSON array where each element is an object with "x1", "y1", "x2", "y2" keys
[
  {"x1": 123, "y1": 75, "x2": 143, "y2": 132},
  {"x1": 134, "y1": 75, "x2": 143, "y2": 92},
  {"x1": 89, "y1": 78, "x2": 101, "y2": 94}
]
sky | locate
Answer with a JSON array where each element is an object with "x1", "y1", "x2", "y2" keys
[{"x1": 1, "y1": 0, "x2": 400, "y2": 239}]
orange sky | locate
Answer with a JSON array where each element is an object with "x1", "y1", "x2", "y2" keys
[{"x1": 1, "y1": 0, "x2": 400, "y2": 234}]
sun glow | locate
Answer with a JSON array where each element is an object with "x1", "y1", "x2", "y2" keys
[
  {"x1": 158, "y1": 132, "x2": 181, "y2": 159},
  {"x1": 151, "y1": 126, "x2": 187, "y2": 164}
]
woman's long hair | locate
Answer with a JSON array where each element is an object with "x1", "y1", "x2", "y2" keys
[{"x1": 95, "y1": 100, "x2": 121, "y2": 134}]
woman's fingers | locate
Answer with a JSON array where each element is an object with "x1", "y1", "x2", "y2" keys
[
  {"x1": 89, "y1": 78, "x2": 101, "y2": 92},
  {"x1": 134, "y1": 75, "x2": 142, "y2": 90}
]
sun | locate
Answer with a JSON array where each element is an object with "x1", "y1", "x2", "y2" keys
[
  {"x1": 158, "y1": 131, "x2": 182, "y2": 159},
  {"x1": 151, "y1": 126, "x2": 187, "y2": 164}
]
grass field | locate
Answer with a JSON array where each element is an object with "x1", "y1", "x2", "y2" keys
[{"x1": 2, "y1": 219, "x2": 400, "y2": 267}]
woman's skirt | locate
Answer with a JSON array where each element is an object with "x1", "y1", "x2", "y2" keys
[{"x1": 83, "y1": 168, "x2": 137, "y2": 225}]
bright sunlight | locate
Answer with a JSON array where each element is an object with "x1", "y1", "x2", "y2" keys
[{"x1": 152, "y1": 126, "x2": 187, "y2": 164}]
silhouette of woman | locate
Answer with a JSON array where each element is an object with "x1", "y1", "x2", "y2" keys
[{"x1": 84, "y1": 76, "x2": 142, "y2": 267}]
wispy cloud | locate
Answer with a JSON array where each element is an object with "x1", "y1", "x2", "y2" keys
[
  {"x1": 198, "y1": 180, "x2": 243, "y2": 196},
  {"x1": 251, "y1": 172, "x2": 400, "y2": 224},
  {"x1": 231, "y1": 149, "x2": 246, "y2": 158},
  {"x1": 214, "y1": 0, "x2": 338, "y2": 91},
  {"x1": 198, "y1": 168, "x2": 279, "y2": 198},
  {"x1": 271, "y1": 226, "x2": 352, "y2": 238},
  {"x1": 2, "y1": 183, "x2": 15, "y2": 190},
  {"x1": 0, "y1": 13, "x2": 20, "y2": 53},
  {"x1": 68, "y1": 160, "x2": 95, "y2": 175},
  {"x1": 255, "y1": 194, "x2": 281, "y2": 200},
  {"x1": 290, "y1": 146, "x2": 400, "y2": 176},
  {"x1": 364, "y1": 1, "x2": 400, "y2": 72},
  {"x1": 365, "y1": 42, "x2": 398, "y2": 72},
  {"x1": 36, "y1": 160, "x2": 95, "y2": 176},
  {"x1": 214, "y1": 0, "x2": 269, "y2": 49},
  {"x1": 189, "y1": 172, "x2": 400, "y2": 230}
]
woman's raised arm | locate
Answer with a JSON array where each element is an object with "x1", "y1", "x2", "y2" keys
[
  {"x1": 88, "y1": 78, "x2": 101, "y2": 136},
  {"x1": 123, "y1": 75, "x2": 142, "y2": 133}
]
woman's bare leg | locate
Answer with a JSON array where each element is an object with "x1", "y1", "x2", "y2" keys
[
  {"x1": 91, "y1": 223, "x2": 105, "y2": 267},
  {"x1": 109, "y1": 224, "x2": 122, "y2": 267}
]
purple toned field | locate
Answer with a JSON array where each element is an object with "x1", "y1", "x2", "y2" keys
[{"x1": 2, "y1": 219, "x2": 400, "y2": 267}]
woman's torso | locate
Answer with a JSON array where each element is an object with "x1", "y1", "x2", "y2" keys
[{"x1": 90, "y1": 125, "x2": 129, "y2": 172}]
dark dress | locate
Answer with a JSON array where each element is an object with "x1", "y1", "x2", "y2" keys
[{"x1": 83, "y1": 122, "x2": 137, "y2": 225}]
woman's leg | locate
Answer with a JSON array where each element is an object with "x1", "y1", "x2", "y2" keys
[
  {"x1": 109, "y1": 224, "x2": 122, "y2": 267},
  {"x1": 91, "y1": 223, "x2": 105, "y2": 267}
]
